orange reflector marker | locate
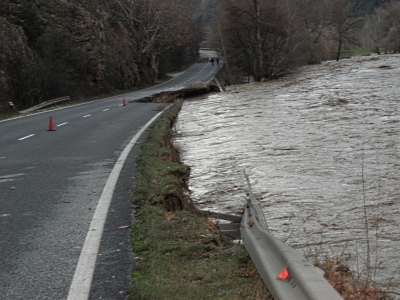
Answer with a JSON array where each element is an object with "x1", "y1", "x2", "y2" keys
[
  {"x1": 247, "y1": 221, "x2": 254, "y2": 227},
  {"x1": 248, "y1": 213, "x2": 252, "y2": 217},
  {"x1": 277, "y1": 267, "x2": 290, "y2": 281}
]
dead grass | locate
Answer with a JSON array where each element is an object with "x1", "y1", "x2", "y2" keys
[{"x1": 317, "y1": 259, "x2": 393, "y2": 300}]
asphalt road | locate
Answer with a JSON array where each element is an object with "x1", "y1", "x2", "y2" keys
[{"x1": 0, "y1": 51, "x2": 220, "y2": 299}]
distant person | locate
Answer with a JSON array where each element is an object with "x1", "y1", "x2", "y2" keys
[
  {"x1": 216, "y1": 57, "x2": 220, "y2": 65},
  {"x1": 210, "y1": 57, "x2": 214, "y2": 66}
]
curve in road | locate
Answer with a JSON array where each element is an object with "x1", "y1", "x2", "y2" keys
[{"x1": 0, "y1": 50, "x2": 219, "y2": 299}]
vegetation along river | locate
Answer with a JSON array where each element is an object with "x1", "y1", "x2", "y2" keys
[{"x1": 174, "y1": 54, "x2": 400, "y2": 293}]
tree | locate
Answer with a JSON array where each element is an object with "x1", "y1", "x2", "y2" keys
[
  {"x1": 254, "y1": 0, "x2": 263, "y2": 81},
  {"x1": 377, "y1": 1, "x2": 400, "y2": 53},
  {"x1": 327, "y1": 0, "x2": 364, "y2": 61},
  {"x1": 220, "y1": 0, "x2": 317, "y2": 81},
  {"x1": 105, "y1": 0, "x2": 202, "y2": 80},
  {"x1": 1, "y1": 0, "x2": 203, "y2": 109}
]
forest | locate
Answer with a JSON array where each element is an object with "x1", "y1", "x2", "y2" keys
[
  {"x1": 0, "y1": 0, "x2": 203, "y2": 110},
  {"x1": 202, "y1": 0, "x2": 400, "y2": 82},
  {"x1": 1, "y1": 0, "x2": 400, "y2": 111}
]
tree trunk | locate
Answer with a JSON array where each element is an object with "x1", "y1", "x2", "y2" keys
[
  {"x1": 218, "y1": 21, "x2": 231, "y2": 84},
  {"x1": 254, "y1": 0, "x2": 263, "y2": 81},
  {"x1": 336, "y1": 35, "x2": 342, "y2": 61}
]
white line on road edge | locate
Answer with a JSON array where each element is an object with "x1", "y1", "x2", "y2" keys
[{"x1": 67, "y1": 104, "x2": 172, "y2": 300}]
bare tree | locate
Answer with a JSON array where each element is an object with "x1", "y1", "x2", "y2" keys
[
  {"x1": 275, "y1": 0, "x2": 315, "y2": 67},
  {"x1": 326, "y1": 0, "x2": 364, "y2": 61},
  {"x1": 377, "y1": 1, "x2": 400, "y2": 53},
  {"x1": 254, "y1": 0, "x2": 263, "y2": 81},
  {"x1": 105, "y1": 0, "x2": 201, "y2": 80},
  {"x1": 220, "y1": 0, "x2": 317, "y2": 81}
]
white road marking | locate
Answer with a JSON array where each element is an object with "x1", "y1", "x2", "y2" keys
[
  {"x1": 0, "y1": 179, "x2": 15, "y2": 183},
  {"x1": 57, "y1": 122, "x2": 68, "y2": 127},
  {"x1": 0, "y1": 173, "x2": 25, "y2": 179},
  {"x1": 0, "y1": 173, "x2": 25, "y2": 182},
  {"x1": 83, "y1": 114, "x2": 91, "y2": 118},
  {"x1": 103, "y1": 109, "x2": 109, "y2": 112},
  {"x1": 172, "y1": 63, "x2": 210, "y2": 88},
  {"x1": 18, "y1": 134, "x2": 35, "y2": 141},
  {"x1": 67, "y1": 105, "x2": 172, "y2": 300}
]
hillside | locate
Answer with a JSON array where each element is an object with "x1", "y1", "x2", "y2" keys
[{"x1": 0, "y1": 0, "x2": 202, "y2": 110}]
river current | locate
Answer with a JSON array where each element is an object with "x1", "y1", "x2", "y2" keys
[{"x1": 173, "y1": 54, "x2": 400, "y2": 293}]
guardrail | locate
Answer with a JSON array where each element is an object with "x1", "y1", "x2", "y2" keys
[
  {"x1": 241, "y1": 175, "x2": 343, "y2": 300},
  {"x1": 15, "y1": 96, "x2": 71, "y2": 114}
]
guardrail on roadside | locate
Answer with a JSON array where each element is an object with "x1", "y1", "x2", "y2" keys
[
  {"x1": 13, "y1": 96, "x2": 71, "y2": 114},
  {"x1": 241, "y1": 175, "x2": 343, "y2": 300}
]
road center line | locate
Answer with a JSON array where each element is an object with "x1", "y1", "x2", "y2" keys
[
  {"x1": 172, "y1": 63, "x2": 209, "y2": 88},
  {"x1": 57, "y1": 122, "x2": 68, "y2": 127},
  {"x1": 103, "y1": 109, "x2": 109, "y2": 112},
  {"x1": 18, "y1": 134, "x2": 35, "y2": 141},
  {"x1": 83, "y1": 114, "x2": 91, "y2": 118},
  {"x1": 67, "y1": 104, "x2": 172, "y2": 300}
]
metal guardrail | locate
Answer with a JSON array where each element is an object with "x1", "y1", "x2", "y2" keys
[
  {"x1": 241, "y1": 175, "x2": 343, "y2": 300},
  {"x1": 245, "y1": 175, "x2": 269, "y2": 231},
  {"x1": 15, "y1": 96, "x2": 70, "y2": 114}
]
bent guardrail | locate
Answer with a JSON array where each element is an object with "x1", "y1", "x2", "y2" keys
[
  {"x1": 241, "y1": 175, "x2": 343, "y2": 300},
  {"x1": 16, "y1": 96, "x2": 70, "y2": 114}
]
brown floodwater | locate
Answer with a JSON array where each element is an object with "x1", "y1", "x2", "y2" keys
[{"x1": 174, "y1": 54, "x2": 400, "y2": 293}]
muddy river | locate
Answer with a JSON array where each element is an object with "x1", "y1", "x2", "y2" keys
[{"x1": 174, "y1": 54, "x2": 400, "y2": 293}]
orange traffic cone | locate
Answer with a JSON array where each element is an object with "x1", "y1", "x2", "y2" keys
[
  {"x1": 122, "y1": 98, "x2": 127, "y2": 106},
  {"x1": 48, "y1": 116, "x2": 56, "y2": 131}
]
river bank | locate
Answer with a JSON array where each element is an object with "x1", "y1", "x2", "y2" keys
[
  {"x1": 130, "y1": 99, "x2": 392, "y2": 299},
  {"x1": 129, "y1": 101, "x2": 269, "y2": 299},
  {"x1": 174, "y1": 54, "x2": 400, "y2": 296}
]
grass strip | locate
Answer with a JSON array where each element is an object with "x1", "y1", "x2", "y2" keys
[
  {"x1": 130, "y1": 100, "x2": 270, "y2": 300},
  {"x1": 129, "y1": 99, "x2": 393, "y2": 300}
]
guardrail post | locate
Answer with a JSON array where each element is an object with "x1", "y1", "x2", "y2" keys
[{"x1": 9, "y1": 101, "x2": 20, "y2": 113}]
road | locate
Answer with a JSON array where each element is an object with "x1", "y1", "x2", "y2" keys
[{"x1": 0, "y1": 50, "x2": 220, "y2": 299}]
